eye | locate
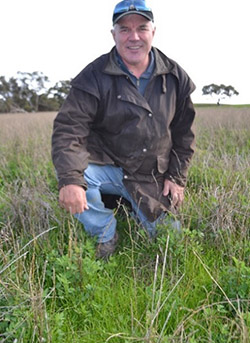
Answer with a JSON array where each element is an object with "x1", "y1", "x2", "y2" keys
[
  {"x1": 139, "y1": 26, "x2": 148, "y2": 32},
  {"x1": 120, "y1": 27, "x2": 129, "y2": 33}
]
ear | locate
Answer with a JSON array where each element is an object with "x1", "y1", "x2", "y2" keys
[
  {"x1": 152, "y1": 25, "x2": 156, "y2": 37},
  {"x1": 111, "y1": 28, "x2": 116, "y2": 41}
]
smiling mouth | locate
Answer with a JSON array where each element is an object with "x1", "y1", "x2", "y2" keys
[{"x1": 127, "y1": 46, "x2": 141, "y2": 50}]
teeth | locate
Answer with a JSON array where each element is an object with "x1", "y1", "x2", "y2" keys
[{"x1": 128, "y1": 46, "x2": 140, "y2": 50}]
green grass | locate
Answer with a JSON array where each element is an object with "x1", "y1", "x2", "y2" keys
[{"x1": 0, "y1": 109, "x2": 249, "y2": 342}]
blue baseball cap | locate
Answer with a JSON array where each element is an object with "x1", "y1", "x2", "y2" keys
[{"x1": 112, "y1": 0, "x2": 154, "y2": 25}]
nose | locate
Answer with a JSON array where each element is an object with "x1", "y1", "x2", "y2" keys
[{"x1": 129, "y1": 29, "x2": 140, "y2": 40}]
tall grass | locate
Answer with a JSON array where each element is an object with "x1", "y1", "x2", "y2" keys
[{"x1": 0, "y1": 108, "x2": 249, "y2": 342}]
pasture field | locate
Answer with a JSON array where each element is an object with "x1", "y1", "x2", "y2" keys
[{"x1": 0, "y1": 107, "x2": 249, "y2": 342}]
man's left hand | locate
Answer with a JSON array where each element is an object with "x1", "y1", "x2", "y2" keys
[{"x1": 163, "y1": 179, "x2": 184, "y2": 208}]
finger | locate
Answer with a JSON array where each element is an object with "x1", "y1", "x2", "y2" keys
[
  {"x1": 175, "y1": 193, "x2": 184, "y2": 208},
  {"x1": 163, "y1": 183, "x2": 170, "y2": 196},
  {"x1": 68, "y1": 205, "x2": 80, "y2": 215},
  {"x1": 59, "y1": 185, "x2": 89, "y2": 214},
  {"x1": 179, "y1": 193, "x2": 184, "y2": 204},
  {"x1": 68, "y1": 202, "x2": 85, "y2": 214},
  {"x1": 69, "y1": 199, "x2": 89, "y2": 214},
  {"x1": 83, "y1": 194, "x2": 89, "y2": 210},
  {"x1": 171, "y1": 192, "x2": 179, "y2": 207}
]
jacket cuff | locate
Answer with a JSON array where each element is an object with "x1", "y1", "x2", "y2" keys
[
  {"x1": 164, "y1": 173, "x2": 186, "y2": 187},
  {"x1": 58, "y1": 177, "x2": 87, "y2": 191}
]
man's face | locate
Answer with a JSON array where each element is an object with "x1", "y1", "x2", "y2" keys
[{"x1": 112, "y1": 14, "x2": 155, "y2": 69}]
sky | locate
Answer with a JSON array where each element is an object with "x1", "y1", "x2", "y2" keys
[{"x1": 1, "y1": 0, "x2": 250, "y2": 104}]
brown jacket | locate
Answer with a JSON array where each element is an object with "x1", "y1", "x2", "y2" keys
[{"x1": 52, "y1": 47, "x2": 196, "y2": 221}]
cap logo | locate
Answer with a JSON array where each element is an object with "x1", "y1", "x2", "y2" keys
[{"x1": 129, "y1": 5, "x2": 135, "y2": 10}]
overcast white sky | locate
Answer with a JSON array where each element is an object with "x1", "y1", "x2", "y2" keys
[{"x1": 1, "y1": 0, "x2": 250, "y2": 104}]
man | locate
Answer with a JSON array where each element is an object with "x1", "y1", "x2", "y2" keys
[{"x1": 52, "y1": 0, "x2": 196, "y2": 259}]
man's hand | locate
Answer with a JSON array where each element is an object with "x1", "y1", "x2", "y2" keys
[
  {"x1": 59, "y1": 184, "x2": 89, "y2": 214},
  {"x1": 163, "y1": 179, "x2": 184, "y2": 208}
]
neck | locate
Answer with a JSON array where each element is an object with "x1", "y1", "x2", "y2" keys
[{"x1": 124, "y1": 57, "x2": 150, "y2": 78}]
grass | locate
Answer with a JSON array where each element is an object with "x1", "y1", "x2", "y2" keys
[{"x1": 0, "y1": 107, "x2": 249, "y2": 342}]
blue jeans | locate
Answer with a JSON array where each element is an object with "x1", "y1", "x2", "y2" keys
[{"x1": 75, "y1": 164, "x2": 177, "y2": 243}]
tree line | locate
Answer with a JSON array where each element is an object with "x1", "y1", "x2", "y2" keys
[
  {"x1": 0, "y1": 71, "x2": 71, "y2": 113},
  {"x1": 0, "y1": 71, "x2": 240, "y2": 113}
]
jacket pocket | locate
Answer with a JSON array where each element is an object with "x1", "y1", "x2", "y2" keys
[{"x1": 157, "y1": 155, "x2": 169, "y2": 174}]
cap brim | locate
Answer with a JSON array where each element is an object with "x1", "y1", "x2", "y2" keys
[{"x1": 113, "y1": 11, "x2": 153, "y2": 25}]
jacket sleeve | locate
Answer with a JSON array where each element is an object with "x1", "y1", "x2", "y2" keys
[
  {"x1": 164, "y1": 78, "x2": 196, "y2": 187},
  {"x1": 51, "y1": 87, "x2": 99, "y2": 190}
]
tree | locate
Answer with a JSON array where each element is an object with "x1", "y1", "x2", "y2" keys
[
  {"x1": 0, "y1": 75, "x2": 25, "y2": 112},
  {"x1": 48, "y1": 80, "x2": 71, "y2": 107},
  {"x1": 16, "y1": 71, "x2": 50, "y2": 112},
  {"x1": 0, "y1": 72, "x2": 51, "y2": 112},
  {"x1": 0, "y1": 72, "x2": 71, "y2": 113},
  {"x1": 202, "y1": 83, "x2": 239, "y2": 105}
]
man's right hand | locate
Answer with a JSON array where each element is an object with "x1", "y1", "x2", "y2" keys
[{"x1": 59, "y1": 184, "x2": 89, "y2": 215}]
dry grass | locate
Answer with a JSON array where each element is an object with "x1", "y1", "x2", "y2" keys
[
  {"x1": 0, "y1": 112, "x2": 56, "y2": 138},
  {"x1": 0, "y1": 111, "x2": 56, "y2": 154},
  {"x1": 0, "y1": 112, "x2": 56, "y2": 177},
  {"x1": 194, "y1": 106, "x2": 250, "y2": 129},
  {"x1": 1, "y1": 106, "x2": 249, "y2": 141}
]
